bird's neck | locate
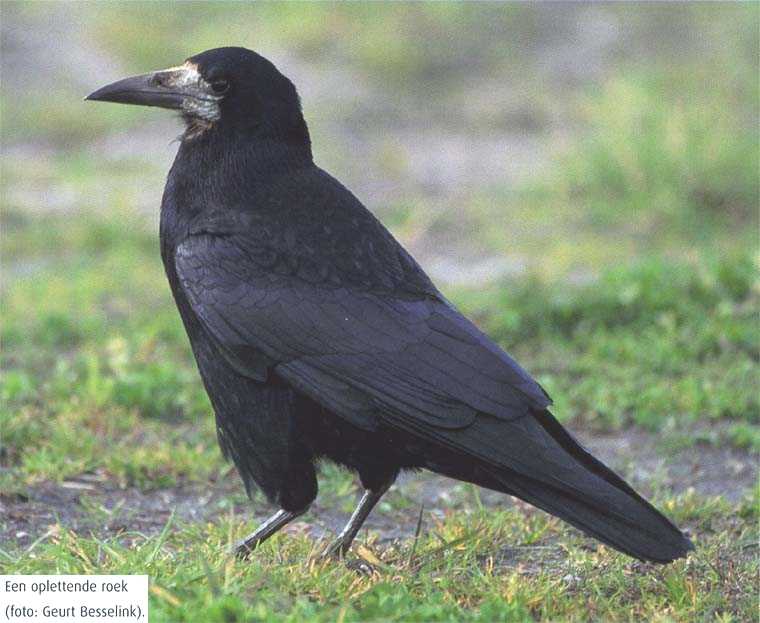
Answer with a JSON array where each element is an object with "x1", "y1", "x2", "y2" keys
[
  {"x1": 179, "y1": 128, "x2": 312, "y2": 180},
  {"x1": 181, "y1": 112, "x2": 312, "y2": 158},
  {"x1": 161, "y1": 132, "x2": 313, "y2": 238}
]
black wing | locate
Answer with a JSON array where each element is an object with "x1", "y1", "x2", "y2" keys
[
  {"x1": 176, "y1": 236, "x2": 550, "y2": 428},
  {"x1": 174, "y1": 171, "x2": 550, "y2": 440}
]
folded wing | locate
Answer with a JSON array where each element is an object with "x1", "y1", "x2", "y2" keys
[{"x1": 175, "y1": 231, "x2": 550, "y2": 437}]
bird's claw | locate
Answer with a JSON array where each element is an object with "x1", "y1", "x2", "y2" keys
[
  {"x1": 346, "y1": 558, "x2": 375, "y2": 576},
  {"x1": 232, "y1": 537, "x2": 261, "y2": 559},
  {"x1": 319, "y1": 539, "x2": 375, "y2": 575},
  {"x1": 319, "y1": 538, "x2": 351, "y2": 561}
]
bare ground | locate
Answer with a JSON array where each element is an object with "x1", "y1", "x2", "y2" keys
[{"x1": 2, "y1": 427, "x2": 755, "y2": 557}]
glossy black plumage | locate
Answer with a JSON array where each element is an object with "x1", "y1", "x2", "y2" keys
[{"x1": 90, "y1": 47, "x2": 693, "y2": 563}]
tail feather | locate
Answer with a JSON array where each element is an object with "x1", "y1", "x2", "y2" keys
[
  {"x1": 483, "y1": 464, "x2": 693, "y2": 563},
  {"x1": 526, "y1": 409, "x2": 693, "y2": 562},
  {"x1": 424, "y1": 409, "x2": 693, "y2": 563}
]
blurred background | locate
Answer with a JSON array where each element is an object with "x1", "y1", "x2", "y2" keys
[
  {"x1": 3, "y1": 3, "x2": 757, "y2": 281},
  {"x1": 1, "y1": 1, "x2": 758, "y2": 564}
]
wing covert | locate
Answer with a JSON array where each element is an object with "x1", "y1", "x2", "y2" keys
[{"x1": 175, "y1": 228, "x2": 551, "y2": 435}]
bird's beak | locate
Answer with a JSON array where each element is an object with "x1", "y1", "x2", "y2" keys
[{"x1": 85, "y1": 63, "x2": 211, "y2": 111}]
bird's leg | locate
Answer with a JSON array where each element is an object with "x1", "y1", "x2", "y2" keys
[
  {"x1": 234, "y1": 507, "x2": 308, "y2": 558},
  {"x1": 321, "y1": 481, "x2": 392, "y2": 559}
]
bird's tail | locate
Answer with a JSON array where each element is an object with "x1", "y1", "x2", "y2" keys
[{"x1": 427, "y1": 410, "x2": 693, "y2": 563}]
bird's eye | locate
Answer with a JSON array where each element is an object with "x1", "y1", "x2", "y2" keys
[{"x1": 210, "y1": 79, "x2": 229, "y2": 95}]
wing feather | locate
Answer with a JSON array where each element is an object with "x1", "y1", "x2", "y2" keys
[{"x1": 175, "y1": 232, "x2": 550, "y2": 436}]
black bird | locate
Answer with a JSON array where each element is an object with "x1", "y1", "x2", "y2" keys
[{"x1": 87, "y1": 47, "x2": 693, "y2": 563}]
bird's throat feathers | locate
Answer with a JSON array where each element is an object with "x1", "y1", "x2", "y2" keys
[
  {"x1": 182, "y1": 114, "x2": 216, "y2": 141},
  {"x1": 181, "y1": 110, "x2": 312, "y2": 148}
]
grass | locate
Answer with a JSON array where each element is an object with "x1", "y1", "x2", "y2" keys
[
  {"x1": 2, "y1": 4, "x2": 758, "y2": 621},
  {"x1": 460, "y1": 252, "x2": 760, "y2": 434},
  {"x1": 1, "y1": 490, "x2": 756, "y2": 621}
]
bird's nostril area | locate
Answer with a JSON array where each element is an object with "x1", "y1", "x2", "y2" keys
[{"x1": 152, "y1": 73, "x2": 171, "y2": 87}]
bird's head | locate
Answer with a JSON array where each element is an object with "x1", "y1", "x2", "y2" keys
[{"x1": 86, "y1": 47, "x2": 309, "y2": 146}]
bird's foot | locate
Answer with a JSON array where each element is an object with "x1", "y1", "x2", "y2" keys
[
  {"x1": 231, "y1": 508, "x2": 308, "y2": 559},
  {"x1": 319, "y1": 536, "x2": 352, "y2": 560},
  {"x1": 345, "y1": 558, "x2": 375, "y2": 576},
  {"x1": 233, "y1": 536, "x2": 263, "y2": 559},
  {"x1": 319, "y1": 539, "x2": 376, "y2": 575}
]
